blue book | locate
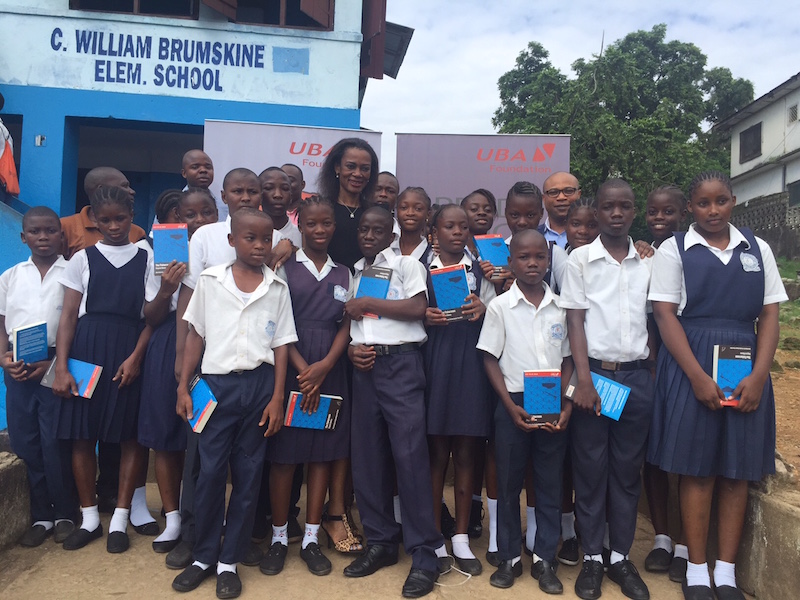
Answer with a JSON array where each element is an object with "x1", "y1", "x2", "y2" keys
[
  {"x1": 153, "y1": 223, "x2": 189, "y2": 275},
  {"x1": 590, "y1": 372, "x2": 631, "y2": 421},
  {"x1": 356, "y1": 264, "x2": 392, "y2": 319},
  {"x1": 474, "y1": 234, "x2": 510, "y2": 269},
  {"x1": 284, "y1": 391, "x2": 342, "y2": 430},
  {"x1": 713, "y1": 345, "x2": 752, "y2": 407},
  {"x1": 12, "y1": 321, "x2": 48, "y2": 364},
  {"x1": 40, "y1": 357, "x2": 103, "y2": 399},
  {"x1": 188, "y1": 375, "x2": 218, "y2": 433},
  {"x1": 523, "y1": 370, "x2": 561, "y2": 425},
  {"x1": 430, "y1": 264, "x2": 471, "y2": 321}
]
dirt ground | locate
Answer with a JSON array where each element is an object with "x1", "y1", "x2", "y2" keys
[{"x1": 771, "y1": 349, "x2": 800, "y2": 486}]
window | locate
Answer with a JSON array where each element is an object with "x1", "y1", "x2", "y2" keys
[
  {"x1": 70, "y1": 0, "x2": 198, "y2": 18},
  {"x1": 789, "y1": 180, "x2": 800, "y2": 208},
  {"x1": 235, "y1": 0, "x2": 333, "y2": 30},
  {"x1": 739, "y1": 122, "x2": 762, "y2": 164},
  {"x1": 789, "y1": 104, "x2": 798, "y2": 125}
]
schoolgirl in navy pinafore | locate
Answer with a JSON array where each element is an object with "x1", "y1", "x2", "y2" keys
[
  {"x1": 56, "y1": 245, "x2": 148, "y2": 443},
  {"x1": 425, "y1": 257, "x2": 492, "y2": 437},
  {"x1": 267, "y1": 252, "x2": 351, "y2": 463},
  {"x1": 647, "y1": 227, "x2": 776, "y2": 481}
]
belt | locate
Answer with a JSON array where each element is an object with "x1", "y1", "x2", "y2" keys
[
  {"x1": 588, "y1": 357, "x2": 654, "y2": 372},
  {"x1": 373, "y1": 342, "x2": 421, "y2": 357}
]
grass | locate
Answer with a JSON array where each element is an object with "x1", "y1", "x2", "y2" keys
[
  {"x1": 779, "y1": 300, "x2": 800, "y2": 344},
  {"x1": 776, "y1": 257, "x2": 800, "y2": 280}
]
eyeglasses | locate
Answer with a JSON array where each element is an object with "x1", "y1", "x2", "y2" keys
[{"x1": 544, "y1": 187, "x2": 580, "y2": 198}]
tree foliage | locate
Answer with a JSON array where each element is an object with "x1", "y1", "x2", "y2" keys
[{"x1": 493, "y1": 24, "x2": 754, "y2": 237}]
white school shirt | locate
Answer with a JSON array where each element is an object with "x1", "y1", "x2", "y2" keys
[
  {"x1": 0, "y1": 257, "x2": 67, "y2": 347},
  {"x1": 648, "y1": 223, "x2": 788, "y2": 311},
  {"x1": 477, "y1": 281, "x2": 570, "y2": 393},
  {"x1": 278, "y1": 219, "x2": 302, "y2": 248},
  {"x1": 429, "y1": 253, "x2": 496, "y2": 307},
  {"x1": 295, "y1": 249, "x2": 353, "y2": 290},
  {"x1": 390, "y1": 235, "x2": 429, "y2": 262},
  {"x1": 350, "y1": 247, "x2": 428, "y2": 346},
  {"x1": 183, "y1": 215, "x2": 284, "y2": 290},
  {"x1": 136, "y1": 240, "x2": 179, "y2": 312},
  {"x1": 183, "y1": 261, "x2": 298, "y2": 374},
  {"x1": 59, "y1": 242, "x2": 156, "y2": 318},
  {"x1": 559, "y1": 236, "x2": 652, "y2": 362}
]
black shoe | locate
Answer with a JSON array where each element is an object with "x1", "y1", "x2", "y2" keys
[
  {"x1": 467, "y1": 499, "x2": 483, "y2": 538},
  {"x1": 681, "y1": 581, "x2": 714, "y2": 600},
  {"x1": 287, "y1": 516, "x2": 304, "y2": 544},
  {"x1": 97, "y1": 496, "x2": 117, "y2": 514},
  {"x1": 63, "y1": 525, "x2": 103, "y2": 551},
  {"x1": 454, "y1": 555, "x2": 482, "y2": 575},
  {"x1": 300, "y1": 542, "x2": 332, "y2": 576},
  {"x1": 133, "y1": 521, "x2": 160, "y2": 536},
  {"x1": 558, "y1": 536, "x2": 580, "y2": 566},
  {"x1": 490, "y1": 560, "x2": 522, "y2": 589},
  {"x1": 401, "y1": 568, "x2": 438, "y2": 598},
  {"x1": 607, "y1": 559, "x2": 649, "y2": 600},
  {"x1": 440, "y1": 503, "x2": 456, "y2": 539},
  {"x1": 343, "y1": 544, "x2": 399, "y2": 577},
  {"x1": 216, "y1": 571, "x2": 242, "y2": 599},
  {"x1": 670, "y1": 556, "x2": 688, "y2": 583},
  {"x1": 53, "y1": 521, "x2": 75, "y2": 544},
  {"x1": 437, "y1": 555, "x2": 452, "y2": 575},
  {"x1": 153, "y1": 536, "x2": 182, "y2": 554},
  {"x1": 644, "y1": 547, "x2": 673, "y2": 572},
  {"x1": 712, "y1": 585, "x2": 745, "y2": 600},
  {"x1": 259, "y1": 542, "x2": 288, "y2": 575},
  {"x1": 241, "y1": 541, "x2": 264, "y2": 567},
  {"x1": 575, "y1": 559, "x2": 604, "y2": 600},
  {"x1": 166, "y1": 540, "x2": 194, "y2": 570},
  {"x1": 172, "y1": 564, "x2": 214, "y2": 592},
  {"x1": 532, "y1": 559, "x2": 564, "y2": 594},
  {"x1": 485, "y1": 550, "x2": 501, "y2": 567},
  {"x1": 107, "y1": 531, "x2": 130, "y2": 553},
  {"x1": 19, "y1": 524, "x2": 53, "y2": 547}
]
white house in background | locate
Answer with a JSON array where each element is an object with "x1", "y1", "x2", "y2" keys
[{"x1": 714, "y1": 72, "x2": 800, "y2": 205}]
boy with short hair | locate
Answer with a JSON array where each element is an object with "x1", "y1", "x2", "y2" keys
[
  {"x1": 259, "y1": 167, "x2": 301, "y2": 247},
  {"x1": 478, "y1": 229, "x2": 572, "y2": 594},
  {"x1": 0, "y1": 206, "x2": 77, "y2": 547},
  {"x1": 172, "y1": 208, "x2": 297, "y2": 599},
  {"x1": 540, "y1": 172, "x2": 582, "y2": 249},
  {"x1": 182, "y1": 149, "x2": 224, "y2": 221},
  {"x1": 560, "y1": 178, "x2": 655, "y2": 600},
  {"x1": 280, "y1": 163, "x2": 305, "y2": 223}
]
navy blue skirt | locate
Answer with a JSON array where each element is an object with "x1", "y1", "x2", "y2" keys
[
  {"x1": 647, "y1": 318, "x2": 776, "y2": 481},
  {"x1": 138, "y1": 314, "x2": 186, "y2": 452},
  {"x1": 56, "y1": 314, "x2": 144, "y2": 443}
]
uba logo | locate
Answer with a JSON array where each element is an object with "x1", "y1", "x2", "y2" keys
[
  {"x1": 288, "y1": 142, "x2": 333, "y2": 157},
  {"x1": 476, "y1": 144, "x2": 557, "y2": 162}
]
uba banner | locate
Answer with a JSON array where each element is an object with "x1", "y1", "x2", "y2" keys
[
  {"x1": 396, "y1": 133, "x2": 570, "y2": 236},
  {"x1": 204, "y1": 120, "x2": 381, "y2": 198}
]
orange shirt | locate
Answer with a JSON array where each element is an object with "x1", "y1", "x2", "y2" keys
[{"x1": 61, "y1": 206, "x2": 147, "y2": 260}]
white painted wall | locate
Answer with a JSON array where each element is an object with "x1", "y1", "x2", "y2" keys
[{"x1": 733, "y1": 165, "x2": 784, "y2": 204}]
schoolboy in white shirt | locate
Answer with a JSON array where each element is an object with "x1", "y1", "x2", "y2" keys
[{"x1": 172, "y1": 208, "x2": 297, "y2": 599}]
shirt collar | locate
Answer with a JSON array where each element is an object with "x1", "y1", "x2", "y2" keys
[
  {"x1": 295, "y1": 248, "x2": 337, "y2": 270},
  {"x1": 683, "y1": 223, "x2": 750, "y2": 251},
  {"x1": 506, "y1": 280, "x2": 556, "y2": 310},
  {"x1": 586, "y1": 235, "x2": 638, "y2": 263},
  {"x1": 79, "y1": 205, "x2": 96, "y2": 229},
  {"x1": 430, "y1": 253, "x2": 472, "y2": 270},
  {"x1": 354, "y1": 246, "x2": 395, "y2": 273}
]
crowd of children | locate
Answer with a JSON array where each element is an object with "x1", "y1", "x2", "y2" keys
[{"x1": 1, "y1": 138, "x2": 787, "y2": 600}]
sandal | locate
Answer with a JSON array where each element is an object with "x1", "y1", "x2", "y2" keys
[{"x1": 321, "y1": 512, "x2": 364, "y2": 554}]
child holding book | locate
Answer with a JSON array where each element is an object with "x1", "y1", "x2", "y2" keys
[
  {"x1": 0, "y1": 207, "x2": 77, "y2": 547},
  {"x1": 424, "y1": 204, "x2": 494, "y2": 575},
  {"x1": 478, "y1": 229, "x2": 572, "y2": 594},
  {"x1": 172, "y1": 208, "x2": 297, "y2": 599},
  {"x1": 647, "y1": 172, "x2": 786, "y2": 600},
  {"x1": 560, "y1": 178, "x2": 655, "y2": 600}
]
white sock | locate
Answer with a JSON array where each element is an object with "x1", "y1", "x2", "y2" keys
[
  {"x1": 451, "y1": 533, "x2": 475, "y2": 560},
  {"x1": 472, "y1": 494, "x2": 482, "y2": 503},
  {"x1": 435, "y1": 543, "x2": 448, "y2": 558},
  {"x1": 561, "y1": 511, "x2": 576, "y2": 540},
  {"x1": 487, "y1": 497, "x2": 498, "y2": 553},
  {"x1": 653, "y1": 534, "x2": 672, "y2": 552},
  {"x1": 525, "y1": 506, "x2": 537, "y2": 552},
  {"x1": 217, "y1": 562, "x2": 236, "y2": 575},
  {"x1": 79, "y1": 505, "x2": 100, "y2": 532},
  {"x1": 674, "y1": 544, "x2": 689, "y2": 560},
  {"x1": 713, "y1": 560, "x2": 736, "y2": 588},
  {"x1": 686, "y1": 561, "x2": 711, "y2": 587},
  {"x1": 533, "y1": 553, "x2": 543, "y2": 564},
  {"x1": 109, "y1": 507, "x2": 130, "y2": 534},
  {"x1": 610, "y1": 550, "x2": 626, "y2": 565},
  {"x1": 603, "y1": 522, "x2": 610, "y2": 550},
  {"x1": 510, "y1": 556, "x2": 521, "y2": 566},
  {"x1": 272, "y1": 523, "x2": 288, "y2": 546},
  {"x1": 585, "y1": 553, "x2": 603, "y2": 563},
  {"x1": 129, "y1": 486, "x2": 156, "y2": 527},
  {"x1": 33, "y1": 520, "x2": 54, "y2": 531},
  {"x1": 193, "y1": 560, "x2": 211, "y2": 570},
  {"x1": 302, "y1": 523, "x2": 320, "y2": 549},
  {"x1": 55, "y1": 519, "x2": 74, "y2": 526},
  {"x1": 154, "y1": 510, "x2": 181, "y2": 543},
  {"x1": 393, "y1": 495, "x2": 402, "y2": 524}
]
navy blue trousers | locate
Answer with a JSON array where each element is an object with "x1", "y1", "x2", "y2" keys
[
  {"x1": 351, "y1": 350, "x2": 442, "y2": 573},
  {"x1": 193, "y1": 364, "x2": 274, "y2": 565},
  {"x1": 571, "y1": 368, "x2": 653, "y2": 556},
  {"x1": 5, "y1": 373, "x2": 77, "y2": 522},
  {"x1": 180, "y1": 422, "x2": 200, "y2": 543},
  {"x1": 495, "y1": 393, "x2": 567, "y2": 562}
]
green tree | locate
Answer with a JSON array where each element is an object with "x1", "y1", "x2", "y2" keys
[{"x1": 493, "y1": 24, "x2": 754, "y2": 238}]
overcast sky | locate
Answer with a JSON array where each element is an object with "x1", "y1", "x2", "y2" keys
[{"x1": 360, "y1": 0, "x2": 800, "y2": 172}]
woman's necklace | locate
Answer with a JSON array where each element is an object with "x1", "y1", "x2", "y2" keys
[{"x1": 341, "y1": 202, "x2": 359, "y2": 218}]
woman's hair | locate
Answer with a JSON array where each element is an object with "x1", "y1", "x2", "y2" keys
[
  {"x1": 566, "y1": 195, "x2": 596, "y2": 217},
  {"x1": 316, "y1": 138, "x2": 379, "y2": 207},
  {"x1": 687, "y1": 171, "x2": 732, "y2": 199},
  {"x1": 398, "y1": 186, "x2": 432, "y2": 208},
  {"x1": 647, "y1": 185, "x2": 686, "y2": 209},
  {"x1": 429, "y1": 203, "x2": 465, "y2": 230},
  {"x1": 296, "y1": 194, "x2": 335, "y2": 222},
  {"x1": 461, "y1": 188, "x2": 497, "y2": 213},
  {"x1": 90, "y1": 185, "x2": 134, "y2": 215},
  {"x1": 154, "y1": 189, "x2": 182, "y2": 223}
]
